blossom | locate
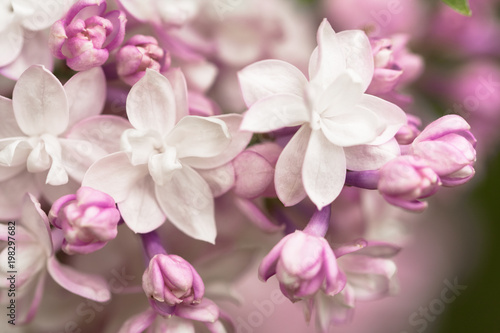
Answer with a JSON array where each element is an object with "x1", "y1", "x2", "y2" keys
[
  {"x1": 117, "y1": 0, "x2": 199, "y2": 28},
  {"x1": 0, "y1": 65, "x2": 128, "y2": 219},
  {"x1": 411, "y1": 115, "x2": 476, "y2": 186},
  {"x1": 116, "y1": 35, "x2": 171, "y2": 86},
  {"x1": 49, "y1": 0, "x2": 126, "y2": 71},
  {"x1": 143, "y1": 254, "x2": 205, "y2": 313},
  {"x1": 238, "y1": 19, "x2": 406, "y2": 209},
  {"x1": 48, "y1": 187, "x2": 121, "y2": 255},
  {"x1": 0, "y1": 194, "x2": 111, "y2": 324},
  {"x1": 378, "y1": 155, "x2": 441, "y2": 211},
  {"x1": 83, "y1": 69, "x2": 248, "y2": 242}
]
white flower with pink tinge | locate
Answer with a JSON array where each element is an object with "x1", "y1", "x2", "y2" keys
[{"x1": 238, "y1": 19, "x2": 406, "y2": 209}]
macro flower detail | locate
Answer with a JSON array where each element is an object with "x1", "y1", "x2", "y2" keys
[
  {"x1": 116, "y1": 35, "x2": 171, "y2": 86},
  {"x1": 378, "y1": 155, "x2": 441, "y2": 211},
  {"x1": 238, "y1": 19, "x2": 406, "y2": 209},
  {"x1": 48, "y1": 187, "x2": 121, "y2": 255},
  {"x1": 83, "y1": 69, "x2": 247, "y2": 242},
  {"x1": 143, "y1": 254, "x2": 205, "y2": 313},
  {"x1": 411, "y1": 115, "x2": 476, "y2": 186},
  {"x1": 49, "y1": 0, "x2": 126, "y2": 71}
]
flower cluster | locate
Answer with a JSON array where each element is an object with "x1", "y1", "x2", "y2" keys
[{"x1": 0, "y1": 0, "x2": 493, "y2": 332}]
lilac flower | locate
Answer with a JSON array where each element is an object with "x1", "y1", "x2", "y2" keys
[
  {"x1": 117, "y1": 0, "x2": 199, "y2": 28},
  {"x1": 259, "y1": 230, "x2": 342, "y2": 302},
  {"x1": 395, "y1": 114, "x2": 421, "y2": 145},
  {"x1": 378, "y1": 155, "x2": 441, "y2": 211},
  {"x1": 0, "y1": 194, "x2": 111, "y2": 324},
  {"x1": 143, "y1": 254, "x2": 205, "y2": 313},
  {"x1": 49, "y1": 0, "x2": 126, "y2": 71},
  {"x1": 48, "y1": 187, "x2": 121, "y2": 255},
  {"x1": 83, "y1": 69, "x2": 248, "y2": 242},
  {"x1": 238, "y1": 19, "x2": 406, "y2": 209},
  {"x1": 411, "y1": 115, "x2": 476, "y2": 186},
  {"x1": 0, "y1": 65, "x2": 129, "y2": 219},
  {"x1": 116, "y1": 35, "x2": 171, "y2": 86}
]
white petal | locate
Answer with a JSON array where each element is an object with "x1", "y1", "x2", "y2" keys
[
  {"x1": 0, "y1": 164, "x2": 25, "y2": 182},
  {"x1": 336, "y1": 30, "x2": 374, "y2": 92},
  {"x1": 0, "y1": 172, "x2": 40, "y2": 220},
  {"x1": 0, "y1": 138, "x2": 32, "y2": 167},
  {"x1": 164, "y1": 68, "x2": 189, "y2": 121},
  {"x1": 64, "y1": 67, "x2": 107, "y2": 128},
  {"x1": 197, "y1": 163, "x2": 235, "y2": 198},
  {"x1": 82, "y1": 152, "x2": 149, "y2": 203},
  {"x1": 155, "y1": 166, "x2": 216, "y2": 243},
  {"x1": 59, "y1": 138, "x2": 107, "y2": 183},
  {"x1": 20, "y1": 193, "x2": 53, "y2": 256},
  {"x1": 275, "y1": 125, "x2": 310, "y2": 207},
  {"x1": 181, "y1": 114, "x2": 252, "y2": 169},
  {"x1": 167, "y1": 116, "x2": 230, "y2": 159},
  {"x1": 0, "y1": 30, "x2": 53, "y2": 80},
  {"x1": 345, "y1": 139, "x2": 400, "y2": 171},
  {"x1": 119, "y1": 0, "x2": 158, "y2": 23},
  {"x1": 0, "y1": 22, "x2": 23, "y2": 67},
  {"x1": 240, "y1": 94, "x2": 309, "y2": 133},
  {"x1": 303, "y1": 130, "x2": 346, "y2": 209},
  {"x1": 47, "y1": 257, "x2": 111, "y2": 302},
  {"x1": 127, "y1": 69, "x2": 176, "y2": 135},
  {"x1": 359, "y1": 94, "x2": 407, "y2": 145},
  {"x1": 309, "y1": 19, "x2": 345, "y2": 89},
  {"x1": 321, "y1": 106, "x2": 384, "y2": 147},
  {"x1": 0, "y1": 96, "x2": 24, "y2": 138},
  {"x1": 119, "y1": 176, "x2": 166, "y2": 233},
  {"x1": 66, "y1": 115, "x2": 132, "y2": 154},
  {"x1": 20, "y1": 0, "x2": 74, "y2": 30},
  {"x1": 238, "y1": 59, "x2": 308, "y2": 106},
  {"x1": 317, "y1": 72, "x2": 364, "y2": 116},
  {"x1": 13, "y1": 65, "x2": 69, "y2": 136},
  {"x1": 41, "y1": 134, "x2": 68, "y2": 186},
  {"x1": 181, "y1": 59, "x2": 218, "y2": 93}
]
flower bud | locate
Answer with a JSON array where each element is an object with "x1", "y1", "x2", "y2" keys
[
  {"x1": 49, "y1": 0, "x2": 126, "y2": 71},
  {"x1": 395, "y1": 114, "x2": 421, "y2": 145},
  {"x1": 378, "y1": 155, "x2": 441, "y2": 212},
  {"x1": 116, "y1": 35, "x2": 171, "y2": 86},
  {"x1": 259, "y1": 230, "x2": 342, "y2": 302},
  {"x1": 142, "y1": 254, "x2": 204, "y2": 315},
  {"x1": 412, "y1": 115, "x2": 476, "y2": 186},
  {"x1": 49, "y1": 187, "x2": 121, "y2": 255}
]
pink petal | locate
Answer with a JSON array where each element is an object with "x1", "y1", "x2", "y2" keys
[
  {"x1": 344, "y1": 138, "x2": 400, "y2": 171},
  {"x1": 47, "y1": 256, "x2": 111, "y2": 302},
  {"x1": 102, "y1": 10, "x2": 126, "y2": 51},
  {"x1": 336, "y1": 30, "x2": 374, "y2": 92},
  {"x1": 238, "y1": 59, "x2": 308, "y2": 106},
  {"x1": 118, "y1": 176, "x2": 166, "y2": 233},
  {"x1": 127, "y1": 69, "x2": 177, "y2": 135},
  {"x1": 82, "y1": 152, "x2": 149, "y2": 203},
  {"x1": 64, "y1": 67, "x2": 107, "y2": 128},
  {"x1": 240, "y1": 94, "x2": 309, "y2": 133},
  {"x1": 167, "y1": 116, "x2": 230, "y2": 159},
  {"x1": 12, "y1": 65, "x2": 69, "y2": 136},
  {"x1": 412, "y1": 141, "x2": 471, "y2": 175},
  {"x1": 155, "y1": 165, "x2": 216, "y2": 243},
  {"x1": 0, "y1": 23, "x2": 23, "y2": 67},
  {"x1": 118, "y1": 309, "x2": 157, "y2": 333},
  {"x1": 16, "y1": 270, "x2": 47, "y2": 324},
  {"x1": 0, "y1": 96, "x2": 24, "y2": 138},
  {"x1": 175, "y1": 298, "x2": 220, "y2": 323},
  {"x1": 233, "y1": 151, "x2": 274, "y2": 199},
  {"x1": 414, "y1": 114, "x2": 471, "y2": 144},
  {"x1": 258, "y1": 234, "x2": 291, "y2": 281},
  {"x1": 181, "y1": 114, "x2": 252, "y2": 170},
  {"x1": 0, "y1": 31, "x2": 53, "y2": 80},
  {"x1": 65, "y1": 115, "x2": 132, "y2": 154},
  {"x1": 21, "y1": 194, "x2": 53, "y2": 256},
  {"x1": 309, "y1": 19, "x2": 345, "y2": 88},
  {"x1": 275, "y1": 125, "x2": 310, "y2": 207},
  {"x1": 359, "y1": 94, "x2": 407, "y2": 145},
  {"x1": 303, "y1": 130, "x2": 346, "y2": 209},
  {"x1": 197, "y1": 163, "x2": 235, "y2": 198}
]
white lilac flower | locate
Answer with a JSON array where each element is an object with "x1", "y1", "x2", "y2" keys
[
  {"x1": 83, "y1": 69, "x2": 248, "y2": 243},
  {"x1": 238, "y1": 19, "x2": 406, "y2": 209},
  {"x1": 0, "y1": 65, "x2": 129, "y2": 219}
]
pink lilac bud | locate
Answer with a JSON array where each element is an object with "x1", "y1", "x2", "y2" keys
[
  {"x1": 116, "y1": 35, "x2": 171, "y2": 86},
  {"x1": 49, "y1": 0, "x2": 126, "y2": 71},
  {"x1": 378, "y1": 155, "x2": 441, "y2": 212},
  {"x1": 48, "y1": 187, "x2": 121, "y2": 255},
  {"x1": 411, "y1": 115, "x2": 477, "y2": 186},
  {"x1": 395, "y1": 114, "x2": 421, "y2": 144},
  {"x1": 366, "y1": 35, "x2": 423, "y2": 96},
  {"x1": 259, "y1": 208, "x2": 342, "y2": 302},
  {"x1": 142, "y1": 254, "x2": 205, "y2": 316}
]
